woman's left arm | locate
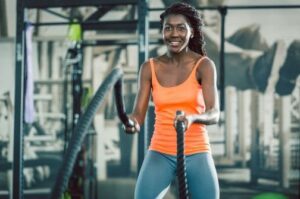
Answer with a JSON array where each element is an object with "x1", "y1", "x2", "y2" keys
[
  {"x1": 176, "y1": 58, "x2": 220, "y2": 128},
  {"x1": 190, "y1": 57, "x2": 220, "y2": 125}
]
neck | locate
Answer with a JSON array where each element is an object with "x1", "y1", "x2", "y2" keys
[{"x1": 166, "y1": 48, "x2": 190, "y2": 64}]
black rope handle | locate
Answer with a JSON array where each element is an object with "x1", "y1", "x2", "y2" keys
[
  {"x1": 176, "y1": 110, "x2": 189, "y2": 199},
  {"x1": 114, "y1": 78, "x2": 135, "y2": 129}
]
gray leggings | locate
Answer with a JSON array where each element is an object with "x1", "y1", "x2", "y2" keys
[{"x1": 135, "y1": 150, "x2": 219, "y2": 199}]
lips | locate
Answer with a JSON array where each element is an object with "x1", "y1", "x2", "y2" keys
[{"x1": 169, "y1": 41, "x2": 181, "y2": 47}]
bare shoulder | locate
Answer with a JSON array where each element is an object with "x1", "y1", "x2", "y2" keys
[
  {"x1": 139, "y1": 59, "x2": 152, "y2": 81},
  {"x1": 197, "y1": 56, "x2": 216, "y2": 73},
  {"x1": 140, "y1": 59, "x2": 151, "y2": 70},
  {"x1": 196, "y1": 56, "x2": 217, "y2": 82}
]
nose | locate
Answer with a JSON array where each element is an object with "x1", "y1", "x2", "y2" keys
[{"x1": 171, "y1": 28, "x2": 179, "y2": 37}]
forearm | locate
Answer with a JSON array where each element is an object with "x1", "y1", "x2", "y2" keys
[
  {"x1": 189, "y1": 108, "x2": 220, "y2": 125},
  {"x1": 130, "y1": 111, "x2": 146, "y2": 125},
  {"x1": 129, "y1": 94, "x2": 150, "y2": 126},
  {"x1": 124, "y1": 106, "x2": 149, "y2": 134}
]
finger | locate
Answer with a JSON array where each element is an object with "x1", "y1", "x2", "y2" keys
[
  {"x1": 176, "y1": 115, "x2": 184, "y2": 121},
  {"x1": 124, "y1": 125, "x2": 137, "y2": 134},
  {"x1": 127, "y1": 119, "x2": 135, "y2": 127}
]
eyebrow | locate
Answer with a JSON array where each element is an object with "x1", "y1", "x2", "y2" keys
[{"x1": 164, "y1": 23, "x2": 187, "y2": 26}]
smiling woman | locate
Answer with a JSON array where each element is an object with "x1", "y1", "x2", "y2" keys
[
  {"x1": 160, "y1": 2, "x2": 206, "y2": 56},
  {"x1": 162, "y1": 14, "x2": 193, "y2": 53},
  {"x1": 123, "y1": 2, "x2": 220, "y2": 199}
]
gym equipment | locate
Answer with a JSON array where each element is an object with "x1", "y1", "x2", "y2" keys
[
  {"x1": 175, "y1": 110, "x2": 189, "y2": 199},
  {"x1": 50, "y1": 67, "x2": 130, "y2": 199}
]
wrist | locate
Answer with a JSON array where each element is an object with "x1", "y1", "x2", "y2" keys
[{"x1": 186, "y1": 115, "x2": 194, "y2": 128}]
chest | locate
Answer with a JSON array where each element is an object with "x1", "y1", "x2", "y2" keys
[
  {"x1": 152, "y1": 79, "x2": 203, "y2": 111},
  {"x1": 155, "y1": 64, "x2": 196, "y2": 87}
]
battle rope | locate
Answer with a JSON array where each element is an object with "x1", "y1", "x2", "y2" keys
[
  {"x1": 114, "y1": 77, "x2": 134, "y2": 128},
  {"x1": 50, "y1": 66, "x2": 190, "y2": 199},
  {"x1": 175, "y1": 110, "x2": 189, "y2": 199},
  {"x1": 50, "y1": 67, "x2": 130, "y2": 199}
]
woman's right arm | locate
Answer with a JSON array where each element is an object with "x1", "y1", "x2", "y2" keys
[{"x1": 124, "y1": 61, "x2": 152, "y2": 133}]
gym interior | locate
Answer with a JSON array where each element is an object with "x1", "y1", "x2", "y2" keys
[{"x1": 0, "y1": 0, "x2": 299, "y2": 199}]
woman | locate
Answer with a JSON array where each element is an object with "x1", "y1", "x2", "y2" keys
[{"x1": 124, "y1": 2, "x2": 220, "y2": 199}]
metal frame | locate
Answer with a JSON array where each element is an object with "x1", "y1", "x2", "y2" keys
[
  {"x1": 137, "y1": 0, "x2": 149, "y2": 171},
  {"x1": 13, "y1": 0, "x2": 147, "y2": 198},
  {"x1": 0, "y1": 0, "x2": 8, "y2": 36},
  {"x1": 13, "y1": 1, "x2": 300, "y2": 198},
  {"x1": 13, "y1": 0, "x2": 25, "y2": 198},
  {"x1": 24, "y1": 0, "x2": 137, "y2": 8}
]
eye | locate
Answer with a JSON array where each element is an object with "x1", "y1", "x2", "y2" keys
[
  {"x1": 177, "y1": 26, "x2": 187, "y2": 32},
  {"x1": 164, "y1": 26, "x2": 171, "y2": 31}
]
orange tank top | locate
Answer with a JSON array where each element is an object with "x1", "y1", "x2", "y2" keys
[{"x1": 149, "y1": 57, "x2": 211, "y2": 155}]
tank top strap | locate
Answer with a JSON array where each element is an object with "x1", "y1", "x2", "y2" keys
[
  {"x1": 188, "y1": 56, "x2": 207, "y2": 84},
  {"x1": 192, "y1": 56, "x2": 207, "y2": 74},
  {"x1": 149, "y1": 58, "x2": 157, "y2": 85},
  {"x1": 149, "y1": 58, "x2": 154, "y2": 72}
]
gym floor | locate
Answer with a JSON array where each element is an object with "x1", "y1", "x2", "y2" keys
[{"x1": 1, "y1": 167, "x2": 298, "y2": 199}]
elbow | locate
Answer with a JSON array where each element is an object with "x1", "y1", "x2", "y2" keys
[
  {"x1": 213, "y1": 108, "x2": 220, "y2": 123},
  {"x1": 211, "y1": 115, "x2": 219, "y2": 124},
  {"x1": 207, "y1": 117, "x2": 218, "y2": 125},
  {"x1": 207, "y1": 108, "x2": 220, "y2": 125}
]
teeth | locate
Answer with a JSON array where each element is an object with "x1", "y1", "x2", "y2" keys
[{"x1": 170, "y1": 41, "x2": 180, "y2": 45}]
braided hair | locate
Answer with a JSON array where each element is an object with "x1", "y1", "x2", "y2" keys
[{"x1": 160, "y1": 2, "x2": 207, "y2": 56}]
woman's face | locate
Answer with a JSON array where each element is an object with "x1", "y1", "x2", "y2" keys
[{"x1": 162, "y1": 14, "x2": 193, "y2": 54}]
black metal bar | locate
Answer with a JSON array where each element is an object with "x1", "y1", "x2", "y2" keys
[
  {"x1": 82, "y1": 20, "x2": 137, "y2": 31},
  {"x1": 0, "y1": 0, "x2": 8, "y2": 36},
  {"x1": 218, "y1": 6, "x2": 227, "y2": 159},
  {"x1": 69, "y1": 43, "x2": 84, "y2": 198},
  {"x1": 220, "y1": 5, "x2": 300, "y2": 9},
  {"x1": 254, "y1": 169, "x2": 280, "y2": 180},
  {"x1": 149, "y1": 4, "x2": 300, "y2": 11},
  {"x1": 24, "y1": 0, "x2": 137, "y2": 8},
  {"x1": 82, "y1": 39, "x2": 162, "y2": 47},
  {"x1": 70, "y1": 44, "x2": 83, "y2": 128},
  {"x1": 83, "y1": 40, "x2": 137, "y2": 46},
  {"x1": 219, "y1": 6, "x2": 227, "y2": 112},
  {"x1": 150, "y1": 21, "x2": 160, "y2": 29},
  {"x1": 30, "y1": 20, "x2": 160, "y2": 31},
  {"x1": 85, "y1": 5, "x2": 115, "y2": 21},
  {"x1": 13, "y1": 0, "x2": 25, "y2": 198},
  {"x1": 250, "y1": 104, "x2": 259, "y2": 185},
  {"x1": 137, "y1": 0, "x2": 149, "y2": 172},
  {"x1": 42, "y1": 8, "x2": 71, "y2": 20},
  {"x1": 30, "y1": 20, "x2": 137, "y2": 28},
  {"x1": 30, "y1": 21, "x2": 78, "y2": 26},
  {"x1": 149, "y1": 6, "x2": 218, "y2": 11}
]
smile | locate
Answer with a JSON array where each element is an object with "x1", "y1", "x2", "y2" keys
[{"x1": 169, "y1": 41, "x2": 181, "y2": 46}]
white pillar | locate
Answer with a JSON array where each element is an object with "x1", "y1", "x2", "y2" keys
[
  {"x1": 279, "y1": 96, "x2": 291, "y2": 188},
  {"x1": 237, "y1": 90, "x2": 251, "y2": 166},
  {"x1": 225, "y1": 86, "x2": 237, "y2": 161}
]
